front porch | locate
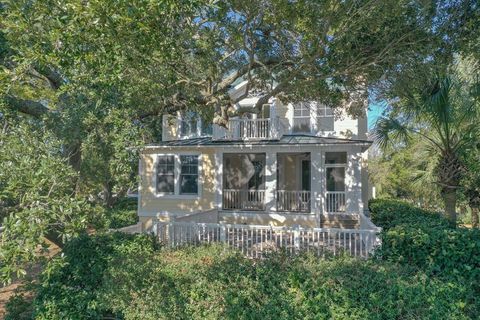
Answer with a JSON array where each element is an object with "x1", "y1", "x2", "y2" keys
[{"x1": 220, "y1": 152, "x2": 348, "y2": 215}]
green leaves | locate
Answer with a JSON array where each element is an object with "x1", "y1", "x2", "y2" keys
[
  {"x1": 24, "y1": 234, "x2": 480, "y2": 319},
  {"x1": 370, "y1": 199, "x2": 480, "y2": 282}
]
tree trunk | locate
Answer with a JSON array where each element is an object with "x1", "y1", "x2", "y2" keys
[
  {"x1": 443, "y1": 189, "x2": 457, "y2": 225},
  {"x1": 471, "y1": 206, "x2": 479, "y2": 229},
  {"x1": 103, "y1": 182, "x2": 115, "y2": 208}
]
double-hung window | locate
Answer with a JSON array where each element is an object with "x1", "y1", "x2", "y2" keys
[
  {"x1": 293, "y1": 102, "x2": 311, "y2": 133},
  {"x1": 180, "y1": 155, "x2": 199, "y2": 194},
  {"x1": 180, "y1": 112, "x2": 198, "y2": 138},
  {"x1": 156, "y1": 156, "x2": 175, "y2": 193},
  {"x1": 318, "y1": 104, "x2": 334, "y2": 131},
  {"x1": 156, "y1": 154, "x2": 200, "y2": 196}
]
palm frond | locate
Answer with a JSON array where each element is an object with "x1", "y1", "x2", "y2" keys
[{"x1": 373, "y1": 116, "x2": 410, "y2": 150}]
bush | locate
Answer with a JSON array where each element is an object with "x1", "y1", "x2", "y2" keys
[
  {"x1": 13, "y1": 210, "x2": 480, "y2": 319},
  {"x1": 32, "y1": 232, "x2": 158, "y2": 320},
  {"x1": 369, "y1": 199, "x2": 480, "y2": 281},
  {"x1": 369, "y1": 199, "x2": 451, "y2": 231},
  {"x1": 105, "y1": 197, "x2": 138, "y2": 229},
  {"x1": 101, "y1": 247, "x2": 477, "y2": 319}
]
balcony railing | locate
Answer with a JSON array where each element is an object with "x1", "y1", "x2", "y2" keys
[
  {"x1": 213, "y1": 117, "x2": 282, "y2": 140},
  {"x1": 325, "y1": 191, "x2": 346, "y2": 213},
  {"x1": 276, "y1": 190, "x2": 311, "y2": 212},
  {"x1": 222, "y1": 189, "x2": 265, "y2": 211}
]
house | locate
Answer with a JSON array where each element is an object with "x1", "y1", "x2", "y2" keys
[{"x1": 137, "y1": 82, "x2": 373, "y2": 233}]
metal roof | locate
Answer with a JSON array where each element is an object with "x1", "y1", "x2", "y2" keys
[{"x1": 144, "y1": 134, "x2": 372, "y2": 149}]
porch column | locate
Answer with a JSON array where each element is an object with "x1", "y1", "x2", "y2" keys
[
  {"x1": 346, "y1": 148, "x2": 363, "y2": 214},
  {"x1": 265, "y1": 152, "x2": 277, "y2": 212},
  {"x1": 214, "y1": 151, "x2": 223, "y2": 210},
  {"x1": 311, "y1": 150, "x2": 323, "y2": 216}
]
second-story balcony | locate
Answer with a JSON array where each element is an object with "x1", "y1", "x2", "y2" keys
[{"x1": 212, "y1": 117, "x2": 284, "y2": 141}]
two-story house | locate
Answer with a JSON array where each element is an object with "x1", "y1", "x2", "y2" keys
[{"x1": 138, "y1": 81, "x2": 373, "y2": 231}]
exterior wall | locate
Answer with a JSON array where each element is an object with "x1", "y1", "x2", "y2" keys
[
  {"x1": 277, "y1": 101, "x2": 368, "y2": 140},
  {"x1": 138, "y1": 147, "x2": 217, "y2": 223}
]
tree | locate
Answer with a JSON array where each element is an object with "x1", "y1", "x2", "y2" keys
[
  {"x1": 374, "y1": 65, "x2": 479, "y2": 223},
  {"x1": 0, "y1": 0, "x2": 477, "y2": 283},
  {"x1": 369, "y1": 137, "x2": 442, "y2": 209}
]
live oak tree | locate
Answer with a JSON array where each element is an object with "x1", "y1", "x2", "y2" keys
[{"x1": 0, "y1": 0, "x2": 477, "y2": 282}]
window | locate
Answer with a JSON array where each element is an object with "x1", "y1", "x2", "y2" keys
[
  {"x1": 201, "y1": 122, "x2": 213, "y2": 135},
  {"x1": 325, "y1": 152, "x2": 347, "y2": 192},
  {"x1": 318, "y1": 104, "x2": 334, "y2": 131},
  {"x1": 180, "y1": 112, "x2": 198, "y2": 137},
  {"x1": 325, "y1": 152, "x2": 347, "y2": 164},
  {"x1": 180, "y1": 155, "x2": 199, "y2": 194},
  {"x1": 260, "y1": 104, "x2": 271, "y2": 119},
  {"x1": 293, "y1": 102, "x2": 311, "y2": 133},
  {"x1": 156, "y1": 156, "x2": 174, "y2": 193}
]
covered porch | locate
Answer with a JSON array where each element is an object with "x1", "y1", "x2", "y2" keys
[{"x1": 220, "y1": 151, "x2": 348, "y2": 215}]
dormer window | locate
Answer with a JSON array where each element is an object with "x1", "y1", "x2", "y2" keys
[
  {"x1": 178, "y1": 112, "x2": 212, "y2": 138},
  {"x1": 293, "y1": 102, "x2": 311, "y2": 133},
  {"x1": 179, "y1": 112, "x2": 199, "y2": 137}
]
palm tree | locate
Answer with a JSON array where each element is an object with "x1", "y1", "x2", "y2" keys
[{"x1": 374, "y1": 74, "x2": 479, "y2": 223}]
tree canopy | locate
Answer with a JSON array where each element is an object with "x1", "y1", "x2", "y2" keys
[{"x1": 0, "y1": 0, "x2": 479, "y2": 283}]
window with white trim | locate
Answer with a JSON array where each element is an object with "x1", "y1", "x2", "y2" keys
[
  {"x1": 179, "y1": 112, "x2": 198, "y2": 137},
  {"x1": 293, "y1": 102, "x2": 311, "y2": 133},
  {"x1": 318, "y1": 104, "x2": 334, "y2": 131},
  {"x1": 179, "y1": 112, "x2": 212, "y2": 138},
  {"x1": 156, "y1": 155, "x2": 175, "y2": 193},
  {"x1": 325, "y1": 152, "x2": 347, "y2": 192},
  {"x1": 180, "y1": 155, "x2": 199, "y2": 194}
]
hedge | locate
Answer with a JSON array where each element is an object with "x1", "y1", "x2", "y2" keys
[
  {"x1": 30, "y1": 232, "x2": 158, "y2": 319},
  {"x1": 6, "y1": 233, "x2": 478, "y2": 319},
  {"x1": 6, "y1": 199, "x2": 480, "y2": 319},
  {"x1": 369, "y1": 199, "x2": 480, "y2": 282}
]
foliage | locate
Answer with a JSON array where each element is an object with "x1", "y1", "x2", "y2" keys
[
  {"x1": 5, "y1": 231, "x2": 474, "y2": 319},
  {"x1": 369, "y1": 137, "x2": 442, "y2": 208},
  {"x1": 32, "y1": 232, "x2": 157, "y2": 320},
  {"x1": 373, "y1": 61, "x2": 480, "y2": 221},
  {"x1": 370, "y1": 199, "x2": 480, "y2": 283},
  {"x1": 103, "y1": 197, "x2": 138, "y2": 229},
  {"x1": 0, "y1": 116, "x2": 104, "y2": 283},
  {"x1": 5, "y1": 292, "x2": 33, "y2": 320}
]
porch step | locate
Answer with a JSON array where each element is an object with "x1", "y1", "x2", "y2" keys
[{"x1": 319, "y1": 214, "x2": 359, "y2": 229}]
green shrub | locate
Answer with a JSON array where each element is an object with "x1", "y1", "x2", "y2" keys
[
  {"x1": 369, "y1": 199, "x2": 480, "y2": 282},
  {"x1": 32, "y1": 232, "x2": 157, "y2": 320},
  {"x1": 105, "y1": 197, "x2": 138, "y2": 229},
  {"x1": 101, "y1": 246, "x2": 477, "y2": 319},
  {"x1": 17, "y1": 217, "x2": 480, "y2": 319},
  {"x1": 369, "y1": 199, "x2": 451, "y2": 231}
]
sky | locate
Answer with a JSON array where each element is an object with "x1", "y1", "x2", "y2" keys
[{"x1": 367, "y1": 102, "x2": 384, "y2": 129}]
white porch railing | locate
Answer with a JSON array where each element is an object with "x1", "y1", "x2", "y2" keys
[
  {"x1": 222, "y1": 189, "x2": 266, "y2": 210},
  {"x1": 154, "y1": 222, "x2": 381, "y2": 259},
  {"x1": 213, "y1": 117, "x2": 281, "y2": 140},
  {"x1": 276, "y1": 190, "x2": 311, "y2": 212},
  {"x1": 325, "y1": 191, "x2": 346, "y2": 213}
]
